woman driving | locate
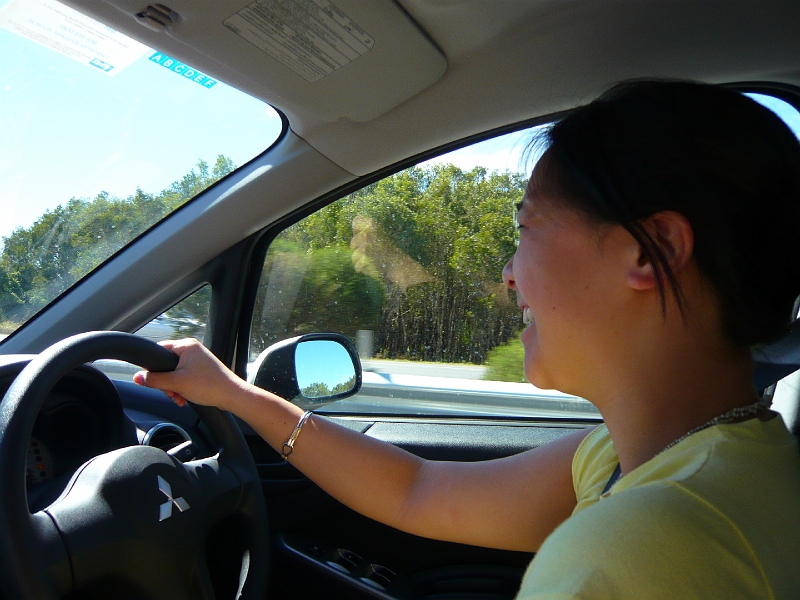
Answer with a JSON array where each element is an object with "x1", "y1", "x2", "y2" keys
[{"x1": 135, "y1": 80, "x2": 800, "y2": 599}]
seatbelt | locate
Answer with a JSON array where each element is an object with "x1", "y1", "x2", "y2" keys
[{"x1": 602, "y1": 463, "x2": 622, "y2": 495}]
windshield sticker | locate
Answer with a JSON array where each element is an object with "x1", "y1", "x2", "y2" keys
[
  {"x1": 224, "y1": 0, "x2": 374, "y2": 83},
  {"x1": 0, "y1": 0, "x2": 149, "y2": 76},
  {"x1": 148, "y1": 52, "x2": 218, "y2": 88}
]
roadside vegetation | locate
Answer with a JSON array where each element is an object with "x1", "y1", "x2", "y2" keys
[
  {"x1": 0, "y1": 320, "x2": 18, "y2": 336},
  {"x1": 1, "y1": 159, "x2": 526, "y2": 368},
  {"x1": 252, "y1": 164, "x2": 526, "y2": 364},
  {"x1": 0, "y1": 156, "x2": 235, "y2": 334},
  {"x1": 484, "y1": 338, "x2": 527, "y2": 382}
]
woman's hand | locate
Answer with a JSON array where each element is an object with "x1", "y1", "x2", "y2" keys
[{"x1": 133, "y1": 338, "x2": 244, "y2": 410}]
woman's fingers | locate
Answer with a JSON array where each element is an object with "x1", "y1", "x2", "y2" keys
[
  {"x1": 133, "y1": 368, "x2": 180, "y2": 392},
  {"x1": 165, "y1": 390, "x2": 188, "y2": 407},
  {"x1": 132, "y1": 369, "x2": 190, "y2": 407},
  {"x1": 134, "y1": 338, "x2": 232, "y2": 408}
]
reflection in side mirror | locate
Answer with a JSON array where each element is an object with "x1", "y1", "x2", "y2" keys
[
  {"x1": 295, "y1": 340, "x2": 357, "y2": 398},
  {"x1": 249, "y1": 333, "x2": 362, "y2": 407}
]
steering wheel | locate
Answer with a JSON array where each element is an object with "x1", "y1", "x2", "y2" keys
[{"x1": 0, "y1": 332, "x2": 269, "y2": 599}]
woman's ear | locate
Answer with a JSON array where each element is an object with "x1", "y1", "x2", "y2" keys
[{"x1": 627, "y1": 211, "x2": 694, "y2": 291}]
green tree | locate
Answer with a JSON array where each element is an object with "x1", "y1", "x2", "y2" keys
[
  {"x1": 0, "y1": 155, "x2": 237, "y2": 330},
  {"x1": 253, "y1": 164, "x2": 527, "y2": 364},
  {"x1": 250, "y1": 239, "x2": 385, "y2": 358},
  {"x1": 331, "y1": 376, "x2": 357, "y2": 395},
  {"x1": 300, "y1": 376, "x2": 356, "y2": 399},
  {"x1": 301, "y1": 382, "x2": 331, "y2": 398}
]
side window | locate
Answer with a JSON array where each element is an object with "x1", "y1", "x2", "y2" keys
[
  {"x1": 249, "y1": 128, "x2": 599, "y2": 419},
  {"x1": 94, "y1": 285, "x2": 211, "y2": 381},
  {"x1": 249, "y1": 93, "x2": 800, "y2": 421},
  {"x1": 749, "y1": 93, "x2": 800, "y2": 427},
  {"x1": 136, "y1": 286, "x2": 211, "y2": 345},
  {"x1": 747, "y1": 93, "x2": 800, "y2": 136}
]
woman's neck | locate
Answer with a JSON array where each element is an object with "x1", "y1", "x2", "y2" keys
[{"x1": 595, "y1": 343, "x2": 759, "y2": 475}]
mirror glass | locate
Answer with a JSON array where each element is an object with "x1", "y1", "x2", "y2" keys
[{"x1": 295, "y1": 340, "x2": 357, "y2": 399}]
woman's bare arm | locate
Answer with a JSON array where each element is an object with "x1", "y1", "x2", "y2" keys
[
  {"x1": 135, "y1": 339, "x2": 593, "y2": 553},
  {"x1": 288, "y1": 416, "x2": 592, "y2": 551}
]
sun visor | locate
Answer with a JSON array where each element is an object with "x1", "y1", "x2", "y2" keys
[
  {"x1": 213, "y1": 0, "x2": 449, "y2": 122},
  {"x1": 65, "y1": 0, "x2": 447, "y2": 122}
]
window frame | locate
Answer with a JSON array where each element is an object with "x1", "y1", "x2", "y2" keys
[
  {"x1": 233, "y1": 83, "x2": 800, "y2": 426},
  {"x1": 233, "y1": 112, "x2": 598, "y2": 425}
]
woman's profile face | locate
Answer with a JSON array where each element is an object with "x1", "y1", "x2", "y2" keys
[{"x1": 503, "y1": 171, "x2": 637, "y2": 395}]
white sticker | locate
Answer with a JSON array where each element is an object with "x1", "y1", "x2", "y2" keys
[
  {"x1": 0, "y1": 0, "x2": 150, "y2": 76},
  {"x1": 224, "y1": 0, "x2": 374, "y2": 83}
]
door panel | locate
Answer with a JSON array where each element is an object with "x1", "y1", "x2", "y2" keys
[{"x1": 245, "y1": 417, "x2": 586, "y2": 599}]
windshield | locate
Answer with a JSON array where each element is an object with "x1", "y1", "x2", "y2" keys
[{"x1": 0, "y1": 0, "x2": 282, "y2": 339}]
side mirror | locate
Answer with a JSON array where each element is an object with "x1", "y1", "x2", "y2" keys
[{"x1": 249, "y1": 333, "x2": 362, "y2": 406}]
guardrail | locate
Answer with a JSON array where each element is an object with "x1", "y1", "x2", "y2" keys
[
  {"x1": 95, "y1": 359, "x2": 598, "y2": 420},
  {"x1": 313, "y1": 371, "x2": 599, "y2": 419}
]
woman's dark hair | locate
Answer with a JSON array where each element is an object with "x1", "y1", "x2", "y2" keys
[{"x1": 530, "y1": 80, "x2": 800, "y2": 346}]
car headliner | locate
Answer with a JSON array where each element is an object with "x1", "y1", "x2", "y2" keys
[
  {"x1": 65, "y1": 0, "x2": 800, "y2": 175},
  {"x1": 5, "y1": 0, "x2": 800, "y2": 354}
]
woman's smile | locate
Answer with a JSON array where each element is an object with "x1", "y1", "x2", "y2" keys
[{"x1": 522, "y1": 306, "x2": 534, "y2": 326}]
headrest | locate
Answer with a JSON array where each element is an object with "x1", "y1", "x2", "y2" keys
[{"x1": 752, "y1": 321, "x2": 800, "y2": 391}]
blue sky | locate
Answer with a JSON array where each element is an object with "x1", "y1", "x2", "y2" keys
[
  {"x1": 0, "y1": 0, "x2": 282, "y2": 240},
  {"x1": 424, "y1": 93, "x2": 800, "y2": 177},
  {"x1": 421, "y1": 128, "x2": 537, "y2": 175},
  {"x1": 295, "y1": 340, "x2": 357, "y2": 392}
]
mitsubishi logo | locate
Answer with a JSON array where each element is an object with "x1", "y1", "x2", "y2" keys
[{"x1": 157, "y1": 475, "x2": 190, "y2": 521}]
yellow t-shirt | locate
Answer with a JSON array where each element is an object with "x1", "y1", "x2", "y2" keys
[{"x1": 517, "y1": 415, "x2": 800, "y2": 599}]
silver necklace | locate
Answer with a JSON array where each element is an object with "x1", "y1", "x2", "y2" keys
[
  {"x1": 603, "y1": 397, "x2": 770, "y2": 495},
  {"x1": 659, "y1": 397, "x2": 770, "y2": 455}
]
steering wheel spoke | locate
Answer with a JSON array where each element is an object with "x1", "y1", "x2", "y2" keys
[
  {"x1": 183, "y1": 456, "x2": 243, "y2": 522},
  {"x1": 191, "y1": 553, "x2": 219, "y2": 600},
  {"x1": 15, "y1": 511, "x2": 74, "y2": 597}
]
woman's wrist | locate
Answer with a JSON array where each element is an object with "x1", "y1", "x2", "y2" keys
[
  {"x1": 220, "y1": 377, "x2": 300, "y2": 423},
  {"x1": 223, "y1": 381, "x2": 308, "y2": 455},
  {"x1": 213, "y1": 374, "x2": 259, "y2": 414}
]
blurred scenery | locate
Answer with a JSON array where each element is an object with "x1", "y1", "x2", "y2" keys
[{"x1": 250, "y1": 163, "x2": 528, "y2": 382}]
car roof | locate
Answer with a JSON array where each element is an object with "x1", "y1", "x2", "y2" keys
[{"x1": 65, "y1": 0, "x2": 800, "y2": 175}]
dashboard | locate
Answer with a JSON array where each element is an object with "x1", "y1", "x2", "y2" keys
[{"x1": 0, "y1": 356, "x2": 210, "y2": 513}]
